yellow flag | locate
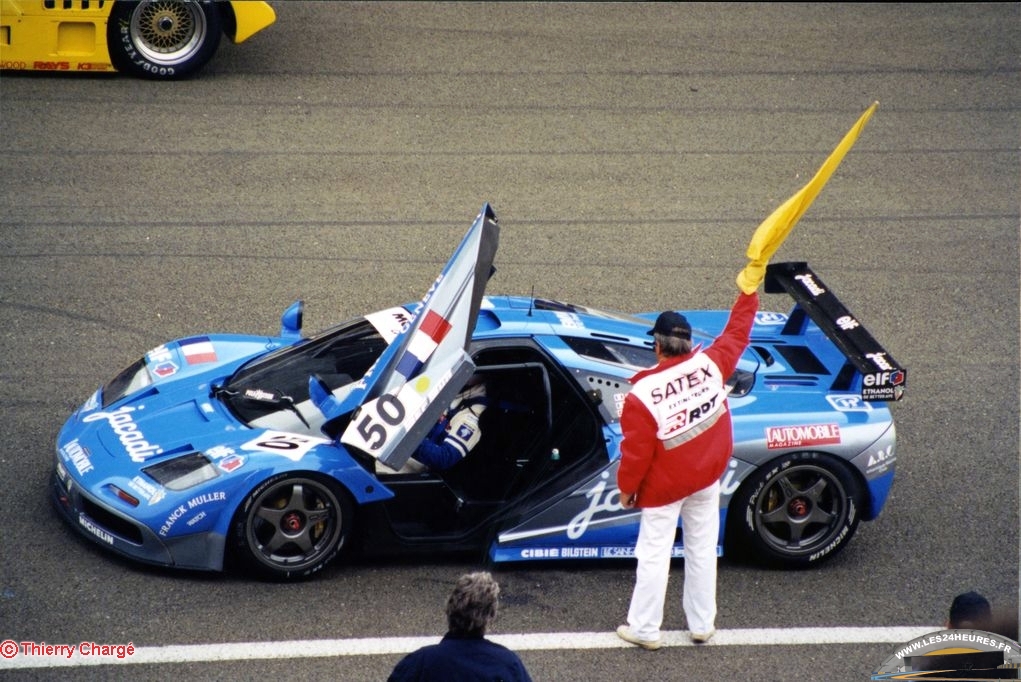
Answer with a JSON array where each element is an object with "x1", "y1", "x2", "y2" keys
[{"x1": 745, "y1": 101, "x2": 878, "y2": 262}]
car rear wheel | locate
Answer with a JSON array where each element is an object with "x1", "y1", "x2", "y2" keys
[
  {"x1": 233, "y1": 473, "x2": 352, "y2": 581},
  {"x1": 726, "y1": 452, "x2": 863, "y2": 568},
  {"x1": 107, "y1": 0, "x2": 222, "y2": 79}
]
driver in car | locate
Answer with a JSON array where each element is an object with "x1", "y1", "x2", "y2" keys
[{"x1": 383, "y1": 376, "x2": 489, "y2": 473}]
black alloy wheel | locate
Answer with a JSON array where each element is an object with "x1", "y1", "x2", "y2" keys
[
  {"x1": 234, "y1": 473, "x2": 351, "y2": 581},
  {"x1": 727, "y1": 451, "x2": 863, "y2": 568}
]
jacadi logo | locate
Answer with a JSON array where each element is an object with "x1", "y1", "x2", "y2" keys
[{"x1": 81, "y1": 406, "x2": 163, "y2": 463}]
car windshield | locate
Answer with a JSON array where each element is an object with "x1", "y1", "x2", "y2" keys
[{"x1": 219, "y1": 317, "x2": 387, "y2": 426}]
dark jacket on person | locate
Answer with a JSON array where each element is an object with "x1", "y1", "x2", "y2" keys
[{"x1": 388, "y1": 632, "x2": 532, "y2": 682}]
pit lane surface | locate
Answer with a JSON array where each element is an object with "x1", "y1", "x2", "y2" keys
[{"x1": 1, "y1": 3, "x2": 1018, "y2": 680}]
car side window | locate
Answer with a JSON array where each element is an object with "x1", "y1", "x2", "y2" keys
[
  {"x1": 471, "y1": 343, "x2": 604, "y2": 471},
  {"x1": 560, "y1": 336, "x2": 655, "y2": 370}
]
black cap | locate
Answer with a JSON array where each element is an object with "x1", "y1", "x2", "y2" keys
[{"x1": 648, "y1": 311, "x2": 691, "y2": 339}]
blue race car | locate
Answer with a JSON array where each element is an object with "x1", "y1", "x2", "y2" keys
[{"x1": 52, "y1": 205, "x2": 905, "y2": 580}]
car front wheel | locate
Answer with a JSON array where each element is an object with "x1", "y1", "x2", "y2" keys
[
  {"x1": 726, "y1": 452, "x2": 863, "y2": 568},
  {"x1": 233, "y1": 473, "x2": 352, "y2": 581},
  {"x1": 107, "y1": 0, "x2": 223, "y2": 79}
]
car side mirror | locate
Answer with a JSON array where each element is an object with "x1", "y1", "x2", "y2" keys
[{"x1": 280, "y1": 300, "x2": 304, "y2": 337}]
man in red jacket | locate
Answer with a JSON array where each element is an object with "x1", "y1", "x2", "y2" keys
[
  {"x1": 611, "y1": 102, "x2": 876, "y2": 651},
  {"x1": 615, "y1": 287, "x2": 758, "y2": 650}
]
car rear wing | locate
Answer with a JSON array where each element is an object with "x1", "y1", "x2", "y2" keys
[{"x1": 764, "y1": 262, "x2": 906, "y2": 402}]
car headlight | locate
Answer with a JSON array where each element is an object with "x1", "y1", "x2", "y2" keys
[
  {"x1": 102, "y1": 358, "x2": 153, "y2": 407},
  {"x1": 142, "y1": 453, "x2": 219, "y2": 491},
  {"x1": 55, "y1": 460, "x2": 70, "y2": 488}
]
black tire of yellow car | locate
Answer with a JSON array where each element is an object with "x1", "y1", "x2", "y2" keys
[
  {"x1": 231, "y1": 473, "x2": 353, "y2": 582},
  {"x1": 724, "y1": 451, "x2": 863, "y2": 568},
  {"x1": 107, "y1": 0, "x2": 223, "y2": 80}
]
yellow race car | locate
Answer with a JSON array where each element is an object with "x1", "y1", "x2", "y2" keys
[{"x1": 1, "y1": 0, "x2": 274, "y2": 79}]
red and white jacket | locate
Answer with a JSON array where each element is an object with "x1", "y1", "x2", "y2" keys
[{"x1": 617, "y1": 292, "x2": 758, "y2": 508}]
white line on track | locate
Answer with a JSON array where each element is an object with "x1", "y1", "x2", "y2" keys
[{"x1": 1, "y1": 626, "x2": 939, "y2": 669}]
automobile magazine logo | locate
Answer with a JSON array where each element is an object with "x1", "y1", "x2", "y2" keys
[{"x1": 872, "y1": 628, "x2": 1021, "y2": 680}]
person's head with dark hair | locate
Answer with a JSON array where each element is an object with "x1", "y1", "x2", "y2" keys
[
  {"x1": 446, "y1": 572, "x2": 500, "y2": 638},
  {"x1": 948, "y1": 591, "x2": 993, "y2": 629}
]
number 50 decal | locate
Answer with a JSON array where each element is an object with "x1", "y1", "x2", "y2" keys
[
  {"x1": 353, "y1": 394, "x2": 407, "y2": 450},
  {"x1": 242, "y1": 431, "x2": 330, "y2": 462}
]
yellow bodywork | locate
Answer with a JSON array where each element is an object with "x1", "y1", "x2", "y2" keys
[
  {"x1": 0, "y1": 0, "x2": 274, "y2": 73},
  {"x1": 229, "y1": 0, "x2": 273, "y2": 43}
]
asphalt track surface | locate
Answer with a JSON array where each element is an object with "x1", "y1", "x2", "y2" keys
[{"x1": 1, "y1": 3, "x2": 1018, "y2": 680}]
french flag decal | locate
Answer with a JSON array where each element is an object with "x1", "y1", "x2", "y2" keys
[
  {"x1": 180, "y1": 336, "x2": 217, "y2": 365},
  {"x1": 394, "y1": 310, "x2": 452, "y2": 379}
]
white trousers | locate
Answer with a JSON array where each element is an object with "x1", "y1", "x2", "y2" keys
[{"x1": 626, "y1": 480, "x2": 720, "y2": 639}]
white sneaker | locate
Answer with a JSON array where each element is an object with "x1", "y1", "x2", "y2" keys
[
  {"x1": 690, "y1": 628, "x2": 715, "y2": 644},
  {"x1": 616, "y1": 625, "x2": 662, "y2": 651}
]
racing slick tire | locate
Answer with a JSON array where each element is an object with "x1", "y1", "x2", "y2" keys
[
  {"x1": 107, "y1": 0, "x2": 223, "y2": 80},
  {"x1": 725, "y1": 451, "x2": 864, "y2": 568},
  {"x1": 232, "y1": 473, "x2": 353, "y2": 582}
]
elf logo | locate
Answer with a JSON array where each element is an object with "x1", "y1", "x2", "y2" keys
[{"x1": 864, "y1": 369, "x2": 905, "y2": 387}]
